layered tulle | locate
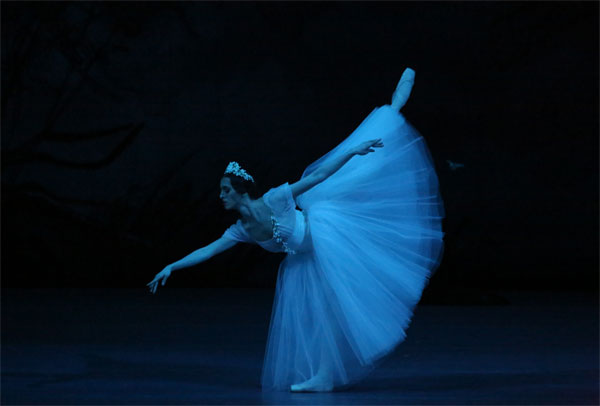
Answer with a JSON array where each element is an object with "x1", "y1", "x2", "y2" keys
[{"x1": 261, "y1": 105, "x2": 445, "y2": 391}]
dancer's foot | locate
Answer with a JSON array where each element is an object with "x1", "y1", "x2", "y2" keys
[
  {"x1": 290, "y1": 374, "x2": 333, "y2": 392},
  {"x1": 391, "y1": 67, "x2": 416, "y2": 112}
]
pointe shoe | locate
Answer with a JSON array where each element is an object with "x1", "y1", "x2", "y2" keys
[
  {"x1": 391, "y1": 67, "x2": 416, "y2": 111},
  {"x1": 290, "y1": 375, "x2": 334, "y2": 392}
]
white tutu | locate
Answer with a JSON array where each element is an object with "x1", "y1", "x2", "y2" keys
[{"x1": 258, "y1": 105, "x2": 445, "y2": 390}]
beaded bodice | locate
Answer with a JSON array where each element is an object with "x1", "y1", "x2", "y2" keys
[
  {"x1": 222, "y1": 183, "x2": 313, "y2": 255},
  {"x1": 254, "y1": 209, "x2": 311, "y2": 254},
  {"x1": 270, "y1": 214, "x2": 295, "y2": 254}
]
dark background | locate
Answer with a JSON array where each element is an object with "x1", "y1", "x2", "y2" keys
[{"x1": 2, "y1": 2, "x2": 598, "y2": 296}]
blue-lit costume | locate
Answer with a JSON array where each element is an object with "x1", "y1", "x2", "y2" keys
[{"x1": 222, "y1": 77, "x2": 445, "y2": 391}]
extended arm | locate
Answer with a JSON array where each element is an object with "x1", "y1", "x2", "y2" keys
[
  {"x1": 170, "y1": 237, "x2": 236, "y2": 271},
  {"x1": 147, "y1": 237, "x2": 237, "y2": 294}
]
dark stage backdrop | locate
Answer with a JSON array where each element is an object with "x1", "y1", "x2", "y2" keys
[{"x1": 2, "y1": 2, "x2": 598, "y2": 295}]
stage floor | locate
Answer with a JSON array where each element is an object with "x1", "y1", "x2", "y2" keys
[{"x1": 2, "y1": 288, "x2": 598, "y2": 405}]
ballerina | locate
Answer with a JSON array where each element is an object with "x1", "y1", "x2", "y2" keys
[{"x1": 147, "y1": 67, "x2": 445, "y2": 392}]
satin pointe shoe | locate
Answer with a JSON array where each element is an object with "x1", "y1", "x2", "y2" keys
[{"x1": 391, "y1": 67, "x2": 416, "y2": 111}]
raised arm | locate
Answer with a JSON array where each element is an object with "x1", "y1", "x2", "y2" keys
[
  {"x1": 147, "y1": 237, "x2": 237, "y2": 294},
  {"x1": 290, "y1": 138, "x2": 384, "y2": 199}
]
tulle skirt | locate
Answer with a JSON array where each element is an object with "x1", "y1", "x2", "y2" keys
[{"x1": 261, "y1": 105, "x2": 445, "y2": 391}]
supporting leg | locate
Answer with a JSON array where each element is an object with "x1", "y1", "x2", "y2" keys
[{"x1": 290, "y1": 342, "x2": 334, "y2": 392}]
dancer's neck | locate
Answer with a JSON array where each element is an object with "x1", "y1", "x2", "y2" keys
[{"x1": 236, "y1": 197, "x2": 260, "y2": 221}]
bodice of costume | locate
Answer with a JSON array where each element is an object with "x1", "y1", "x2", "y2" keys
[{"x1": 222, "y1": 183, "x2": 313, "y2": 255}]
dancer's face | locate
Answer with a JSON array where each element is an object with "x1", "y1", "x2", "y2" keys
[{"x1": 220, "y1": 177, "x2": 241, "y2": 210}]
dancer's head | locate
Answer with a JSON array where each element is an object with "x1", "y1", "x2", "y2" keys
[{"x1": 220, "y1": 162, "x2": 258, "y2": 210}]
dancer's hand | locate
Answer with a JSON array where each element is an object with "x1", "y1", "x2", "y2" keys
[
  {"x1": 352, "y1": 139, "x2": 384, "y2": 156},
  {"x1": 147, "y1": 265, "x2": 172, "y2": 294}
]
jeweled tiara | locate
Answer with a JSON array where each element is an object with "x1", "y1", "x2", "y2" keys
[{"x1": 224, "y1": 161, "x2": 254, "y2": 183}]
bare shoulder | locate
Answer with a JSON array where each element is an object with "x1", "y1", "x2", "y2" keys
[
  {"x1": 240, "y1": 200, "x2": 274, "y2": 241},
  {"x1": 250, "y1": 197, "x2": 270, "y2": 218}
]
